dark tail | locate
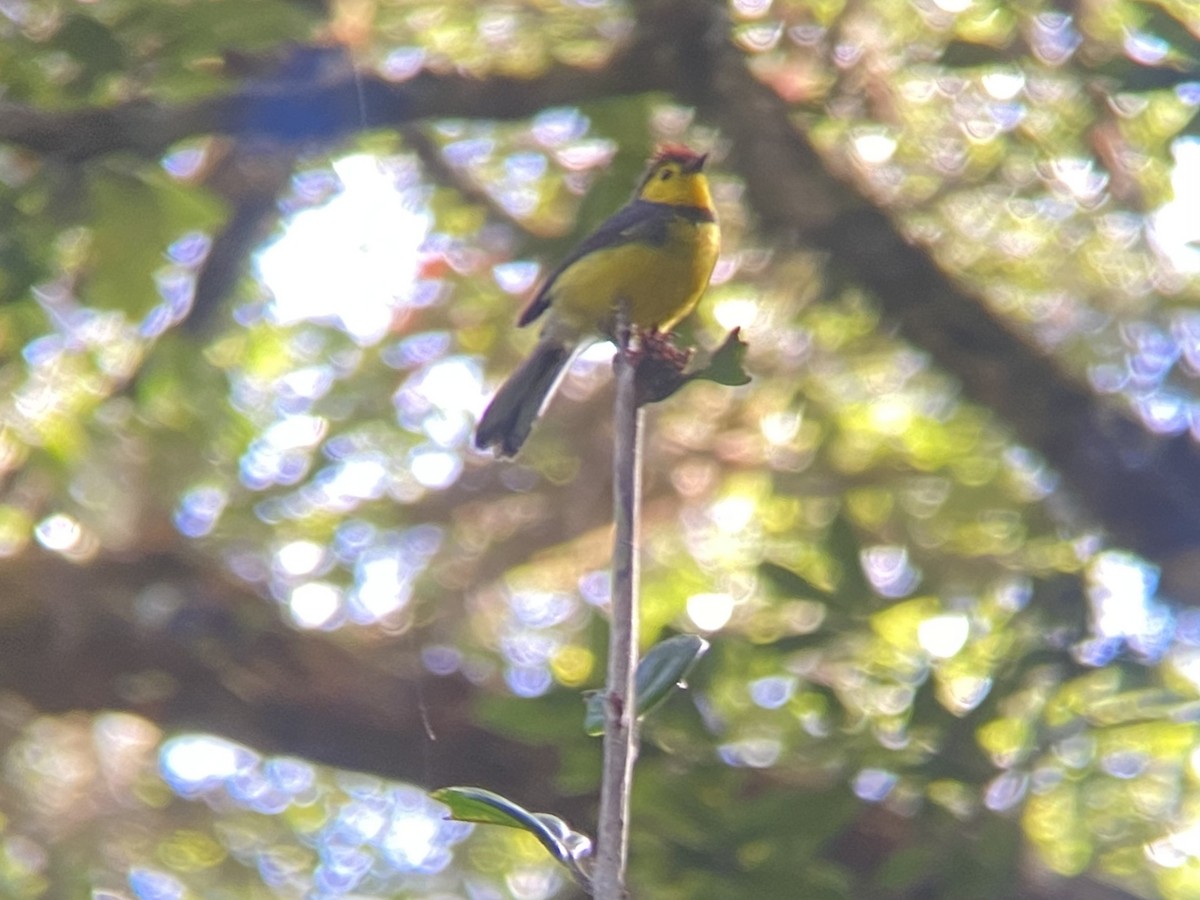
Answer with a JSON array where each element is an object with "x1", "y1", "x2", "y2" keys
[{"x1": 475, "y1": 340, "x2": 574, "y2": 457}]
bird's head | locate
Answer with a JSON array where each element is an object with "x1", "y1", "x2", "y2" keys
[{"x1": 636, "y1": 145, "x2": 714, "y2": 208}]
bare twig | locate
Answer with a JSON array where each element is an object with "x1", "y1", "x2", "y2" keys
[{"x1": 595, "y1": 304, "x2": 642, "y2": 899}]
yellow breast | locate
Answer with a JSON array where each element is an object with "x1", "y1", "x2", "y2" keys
[{"x1": 546, "y1": 217, "x2": 720, "y2": 335}]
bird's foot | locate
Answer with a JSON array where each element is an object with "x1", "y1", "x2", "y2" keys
[
  {"x1": 626, "y1": 327, "x2": 693, "y2": 405},
  {"x1": 641, "y1": 327, "x2": 693, "y2": 369}
]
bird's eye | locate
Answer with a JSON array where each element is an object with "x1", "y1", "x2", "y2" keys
[{"x1": 659, "y1": 169, "x2": 673, "y2": 181}]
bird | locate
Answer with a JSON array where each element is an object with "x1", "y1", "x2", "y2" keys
[{"x1": 474, "y1": 145, "x2": 720, "y2": 457}]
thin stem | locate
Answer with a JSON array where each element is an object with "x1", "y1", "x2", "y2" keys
[{"x1": 594, "y1": 307, "x2": 642, "y2": 900}]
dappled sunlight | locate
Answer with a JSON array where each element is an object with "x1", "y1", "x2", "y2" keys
[
  {"x1": 485, "y1": 583, "x2": 592, "y2": 698},
  {"x1": 687, "y1": 592, "x2": 736, "y2": 632},
  {"x1": 158, "y1": 731, "x2": 510, "y2": 894},
  {"x1": 394, "y1": 354, "x2": 484, "y2": 446},
  {"x1": 718, "y1": 736, "x2": 782, "y2": 769},
  {"x1": 287, "y1": 581, "x2": 343, "y2": 629},
  {"x1": 1152, "y1": 138, "x2": 1200, "y2": 273},
  {"x1": 861, "y1": 545, "x2": 922, "y2": 599},
  {"x1": 32, "y1": 512, "x2": 85, "y2": 554},
  {"x1": 263, "y1": 523, "x2": 443, "y2": 630},
  {"x1": 5, "y1": 0, "x2": 1200, "y2": 895},
  {"x1": 173, "y1": 484, "x2": 229, "y2": 539},
  {"x1": 257, "y1": 155, "x2": 429, "y2": 345},
  {"x1": 126, "y1": 727, "x2": 548, "y2": 896},
  {"x1": 917, "y1": 612, "x2": 970, "y2": 659},
  {"x1": 1086, "y1": 551, "x2": 1174, "y2": 663},
  {"x1": 852, "y1": 768, "x2": 899, "y2": 803}
]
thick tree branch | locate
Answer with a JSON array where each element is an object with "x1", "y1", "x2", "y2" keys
[
  {"x1": 0, "y1": 41, "x2": 668, "y2": 162},
  {"x1": 183, "y1": 141, "x2": 296, "y2": 332},
  {"x1": 666, "y1": 2, "x2": 1200, "y2": 596}
]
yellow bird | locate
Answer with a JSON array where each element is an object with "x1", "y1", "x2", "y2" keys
[{"x1": 475, "y1": 146, "x2": 720, "y2": 456}]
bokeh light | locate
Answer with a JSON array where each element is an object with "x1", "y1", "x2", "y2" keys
[{"x1": 257, "y1": 155, "x2": 429, "y2": 345}]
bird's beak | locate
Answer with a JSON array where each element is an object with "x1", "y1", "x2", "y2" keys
[{"x1": 683, "y1": 153, "x2": 708, "y2": 174}]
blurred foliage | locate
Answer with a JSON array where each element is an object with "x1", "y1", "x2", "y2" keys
[{"x1": 3, "y1": 0, "x2": 1200, "y2": 898}]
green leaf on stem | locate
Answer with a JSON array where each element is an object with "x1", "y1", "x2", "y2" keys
[
  {"x1": 584, "y1": 633, "x2": 710, "y2": 736},
  {"x1": 431, "y1": 786, "x2": 593, "y2": 876},
  {"x1": 939, "y1": 40, "x2": 1013, "y2": 68},
  {"x1": 685, "y1": 327, "x2": 752, "y2": 388},
  {"x1": 634, "y1": 327, "x2": 751, "y2": 405},
  {"x1": 759, "y1": 561, "x2": 836, "y2": 601}
]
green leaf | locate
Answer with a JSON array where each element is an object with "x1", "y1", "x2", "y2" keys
[
  {"x1": 1096, "y1": 57, "x2": 1200, "y2": 92},
  {"x1": 431, "y1": 786, "x2": 592, "y2": 880},
  {"x1": 632, "y1": 328, "x2": 752, "y2": 405},
  {"x1": 51, "y1": 15, "x2": 126, "y2": 93},
  {"x1": 584, "y1": 634, "x2": 710, "y2": 736},
  {"x1": 1182, "y1": 109, "x2": 1200, "y2": 138},
  {"x1": 873, "y1": 845, "x2": 940, "y2": 891},
  {"x1": 687, "y1": 327, "x2": 752, "y2": 388},
  {"x1": 939, "y1": 40, "x2": 1014, "y2": 68},
  {"x1": 86, "y1": 167, "x2": 223, "y2": 315},
  {"x1": 826, "y1": 511, "x2": 874, "y2": 602},
  {"x1": 1135, "y1": 6, "x2": 1200, "y2": 61},
  {"x1": 759, "y1": 561, "x2": 836, "y2": 601}
]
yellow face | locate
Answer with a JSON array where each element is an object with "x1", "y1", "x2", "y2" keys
[{"x1": 636, "y1": 156, "x2": 714, "y2": 208}]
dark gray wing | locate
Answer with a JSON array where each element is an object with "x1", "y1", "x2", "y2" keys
[{"x1": 517, "y1": 200, "x2": 677, "y2": 326}]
